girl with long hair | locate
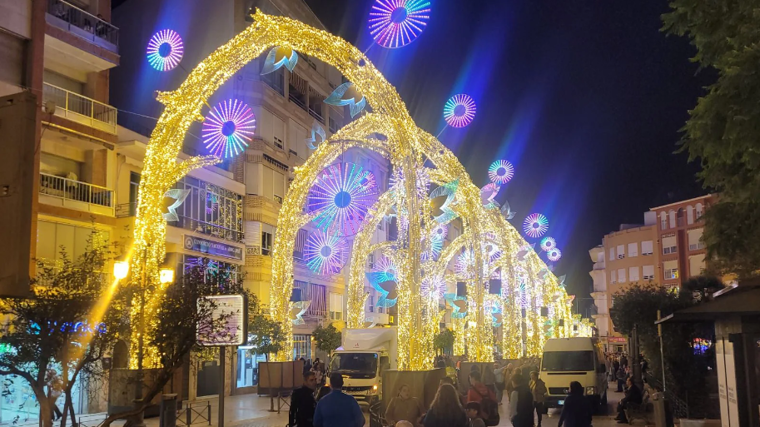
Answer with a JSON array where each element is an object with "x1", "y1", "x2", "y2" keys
[{"x1": 422, "y1": 384, "x2": 469, "y2": 427}]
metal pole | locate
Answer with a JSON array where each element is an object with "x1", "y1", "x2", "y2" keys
[
  {"x1": 219, "y1": 346, "x2": 226, "y2": 427},
  {"x1": 135, "y1": 253, "x2": 147, "y2": 427},
  {"x1": 657, "y1": 310, "x2": 666, "y2": 392}
]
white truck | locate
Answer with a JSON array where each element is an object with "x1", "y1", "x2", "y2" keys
[{"x1": 328, "y1": 327, "x2": 397, "y2": 404}]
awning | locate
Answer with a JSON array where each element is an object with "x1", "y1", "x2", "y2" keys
[{"x1": 657, "y1": 285, "x2": 760, "y2": 324}]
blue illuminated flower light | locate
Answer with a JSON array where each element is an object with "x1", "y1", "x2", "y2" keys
[
  {"x1": 146, "y1": 29, "x2": 184, "y2": 71},
  {"x1": 369, "y1": 0, "x2": 431, "y2": 49},
  {"x1": 202, "y1": 99, "x2": 256, "y2": 158},
  {"x1": 540, "y1": 236, "x2": 556, "y2": 252},
  {"x1": 488, "y1": 160, "x2": 515, "y2": 185},
  {"x1": 523, "y1": 213, "x2": 549, "y2": 238},
  {"x1": 303, "y1": 230, "x2": 346, "y2": 275},
  {"x1": 324, "y1": 82, "x2": 367, "y2": 118},
  {"x1": 443, "y1": 94, "x2": 476, "y2": 128},
  {"x1": 308, "y1": 162, "x2": 378, "y2": 236},
  {"x1": 547, "y1": 248, "x2": 562, "y2": 262}
]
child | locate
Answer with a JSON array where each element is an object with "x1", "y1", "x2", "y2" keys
[{"x1": 465, "y1": 401, "x2": 486, "y2": 427}]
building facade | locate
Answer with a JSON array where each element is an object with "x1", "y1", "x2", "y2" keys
[{"x1": 590, "y1": 195, "x2": 714, "y2": 351}]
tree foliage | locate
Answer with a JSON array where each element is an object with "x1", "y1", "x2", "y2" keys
[
  {"x1": 434, "y1": 328, "x2": 454, "y2": 354},
  {"x1": 312, "y1": 324, "x2": 342, "y2": 355},
  {"x1": 662, "y1": 0, "x2": 760, "y2": 278},
  {"x1": 247, "y1": 315, "x2": 284, "y2": 360},
  {"x1": 611, "y1": 282, "x2": 717, "y2": 418},
  {"x1": 0, "y1": 240, "x2": 125, "y2": 427}
]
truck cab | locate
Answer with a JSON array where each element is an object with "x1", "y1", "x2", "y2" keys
[
  {"x1": 540, "y1": 337, "x2": 608, "y2": 409},
  {"x1": 328, "y1": 327, "x2": 397, "y2": 404}
]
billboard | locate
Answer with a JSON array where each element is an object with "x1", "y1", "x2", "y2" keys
[{"x1": 197, "y1": 295, "x2": 247, "y2": 346}]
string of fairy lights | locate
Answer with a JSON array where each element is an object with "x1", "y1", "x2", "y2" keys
[{"x1": 127, "y1": 4, "x2": 594, "y2": 369}]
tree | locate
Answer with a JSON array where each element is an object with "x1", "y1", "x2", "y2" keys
[
  {"x1": 610, "y1": 282, "x2": 717, "y2": 418},
  {"x1": 0, "y1": 240, "x2": 124, "y2": 427},
  {"x1": 662, "y1": 0, "x2": 760, "y2": 278},
  {"x1": 247, "y1": 314, "x2": 285, "y2": 360},
  {"x1": 312, "y1": 324, "x2": 342, "y2": 356},
  {"x1": 101, "y1": 259, "x2": 249, "y2": 427},
  {"x1": 434, "y1": 328, "x2": 454, "y2": 355}
]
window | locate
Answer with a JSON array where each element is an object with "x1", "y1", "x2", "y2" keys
[
  {"x1": 262, "y1": 167, "x2": 285, "y2": 204},
  {"x1": 170, "y1": 176, "x2": 244, "y2": 242},
  {"x1": 695, "y1": 203, "x2": 704, "y2": 220},
  {"x1": 609, "y1": 247, "x2": 615, "y2": 261},
  {"x1": 662, "y1": 235, "x2": 677, "y2": 254},
  {"x1": 36, "y1": 220, "x2": 110, "y2": 266},
  {"x1": 618, "y1": 268, "x2": 626, "y2": 283},
  {"x1": 293, "y1": 334, "x2": 311, "y2": 361},
  {"x1": 329, "y1": 117, "x2": 338, "y2": 133},
  {"x1": 368, "y1": 295, "x2": 375, "y2": 313},
  {"x1": 288, "y1": 73, "x2": 308, "y2": 111},
  {"x1": 541, "y1": 351, "x2": 595, "y2": 371},
  {"x1": 686, "y1": 206, "x2": 694, "y2": 225},
  {"x1": 610, "y1": 270, "x2": 617, "y2": 284},
  {"x1": 643, "y1": 265, "x2": 655, "y2": 280},
  {"x1": 129, "y1": 172, "x2": 140, "y2": 216},
  {"x1": 261, "y1": 67, "x2": 284, "y2": 95},
  {"x1": 329, "y1": 293, "x2": 344, "y2": 321},
  {"x1": 368, "y1": 253, "x2": 375, "y2": 270},
  {"x1": 261, "y1": 224, "x2": 275, "y2": 256},
  {"x1": 660, "y1": 212, "x2": 668, "y2": 230},
  {"x1": 616, "y1": 245, "x2": 625, "y2": 259},
  {"x1": 669, "y1": 211, "x2": 676, "y2": 228},
  {"x1": 641, "y1": 240, "x2": 654, "y2": 256},
  {"x1": 627, "y1": 243, "x2": 638, "y2": 257},
  {"x1": 688, "y1": 228, "x2": 705, "y2": 251},
  {"x1": 629, "y1": 267, "x2": 639, "y2": 282},
  {"x1": 664, "y1": 260, "x2": 679, "y2": 280}
]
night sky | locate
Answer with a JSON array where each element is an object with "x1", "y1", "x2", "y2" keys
[{"x1": 304, "y1": 0, "x2": 714, "y2": 313}]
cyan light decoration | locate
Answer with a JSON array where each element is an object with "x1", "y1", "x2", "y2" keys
[
  {"x1": 547, "y1": 248, "x2": 562, "y2": 262},
  {"x1": 308, "y1": 162, "x2": 378, "y2": 236},
  {"x1": 368, "y1": 0, "x2": 431, "y2": 49},
  {"x1": 260, "y1": 46, "x2": 298, "y2": 75},
  {"x1": 429, "y1": 180, "x2": 459, "y2": 224},
  {"x1": 540, "y1": 236, "x2": 556, "y2": 252},
  {"x1": 324, "y1": 82, "x2": 367, "y2": 118},
  {"x1": 202, "y1": 99, "x2": 256, "y2": 158},
  {"x1": 303, "y1": 230, "x2": 347, "y2": 275},
  {"x1": 306, "y1": 121, "x2": 326, "y2": 150},
  {"x1": 444, "y1": 293, "x2": 468, "y2": 319},
  {"x1": 366, "y1": 256, "x2": 398, "y2": 307},
  {"x1": 443, "y1": 94, "x2": 476, "y2": 128},
  {"x1": 146, "y1": 29, "x2": 184, "y2": 71},
  {"x1": 488, "y1": 160, "x2": 515, "y2": 185},
  {"x1": 523, "y1": 213, "x2": 549, "y2": 238}
]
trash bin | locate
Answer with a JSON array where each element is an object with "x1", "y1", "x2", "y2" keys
[
  {"x1": 651, "y1": 392, "x2": 667, "y2": 427},
  {"x1": 160, "y1": 394, "x2": 178, "y2": 427}
]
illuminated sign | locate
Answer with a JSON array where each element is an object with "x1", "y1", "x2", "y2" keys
[{"x1": 184, "y1": 235, "x2": 243, "y2": 261}]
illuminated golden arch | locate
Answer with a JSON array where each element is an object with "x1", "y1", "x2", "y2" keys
[{"x1": 131, "y1": 10, "x2": 574, "y2": 368}]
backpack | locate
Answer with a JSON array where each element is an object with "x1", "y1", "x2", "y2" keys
[{"x1": 472, "y1": 387, "x2": 500, "y2": 426}]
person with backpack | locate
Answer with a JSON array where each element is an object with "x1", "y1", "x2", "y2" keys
[
  {"x1": 508, "y1": 373, "x2": 534, "y2": 427},
  {"x1": 466, "y1": 371, "x2": 500, "y2": 426}
]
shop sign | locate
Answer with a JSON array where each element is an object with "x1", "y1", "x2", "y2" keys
[
  {"x1": 197, "y1": 295, "x2": 248, "y2": 346},
  {"x1": 184, "y1": 235, "x2": 243, "y2": 261},
  {"x1": 608, "y1": 336, "x2": 627, "y2": 343}
]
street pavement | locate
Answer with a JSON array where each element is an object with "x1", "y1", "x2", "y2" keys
[{"x1": 138, "y1": 382, "x2": 628, "y2": 427}]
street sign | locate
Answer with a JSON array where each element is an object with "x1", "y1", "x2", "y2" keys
[{"x1": 197, "y1": 294, "x2": 247, "y2": 346}]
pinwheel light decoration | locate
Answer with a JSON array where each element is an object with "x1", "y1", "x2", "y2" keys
[
  {"x1": 488, "y1": 160, "x2": 515, "y2": 185},
  {"x1": 421, "y1": 276, "x2": 446, "y2": 301},
  {"x1": 303, "y1": 230, "x2": 347, "y2": 275},
  {"x1": 369, "y1": 0, "x2": 431, "y2": 49},
  {"x1": 443, "y1": 94, "x2": 476, "y2": 128},
  {"x1": 547, "y1": 248, "x2": 562, "y2": 262},
  {"x1": 202, "y1": 99, "x2": 256, "y2": 158},
  {"x1": 455, "y1": 249, "x2": 475, "y2": 278},
  {"x1": 523, "y1": 213, "x2": 549, "y2": 238},
  {"x1": 308, "y1": 162, "x2": 378, "y2": 235},
  {"x1": 390, "y1": 166, "x2": 431, "y2": 200},
  {"x1": 540, "y1": 236, "x2": 556, "y2": 252},
  {"x1": 146, "y1": 29, "x2": 184, "y2": 71}
]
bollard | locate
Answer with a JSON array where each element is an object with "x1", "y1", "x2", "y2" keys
[
  {"x1": 651, "y1": 392, "x2": 667, "y2": 427},
  {"x1": 160, "y1": 394, "x2": 178, "y2": 427}
]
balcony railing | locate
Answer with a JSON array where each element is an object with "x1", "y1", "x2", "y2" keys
[
  {"x1": 289, "y1": 92, "x2": 307, "y2": 111},
  {"x1": 39, "y1": 172, "x2": 113, "y2": 210},
  {"x1": 171, "y1": 215, "x2": 244, "y2": 243},
  {"x1": 46, "y1": 0, "x2": 119, "y2": 50},
  {"x1": 308, "y1": 108, "x2": 324, "y2": 124},
  {"x1": 43, "y1": 83, "x2": 118, "y2": 134}
]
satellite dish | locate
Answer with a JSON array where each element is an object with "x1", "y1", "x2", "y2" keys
[{"x1": 43, "y1": 101, "x2": 56, "y2": 114}]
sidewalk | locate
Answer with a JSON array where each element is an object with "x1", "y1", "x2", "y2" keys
[{"x1": 144, "y1": 393, "x2": 291, "y2": 427}]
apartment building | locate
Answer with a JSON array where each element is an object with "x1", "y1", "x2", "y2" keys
[{"x1": 110, "y1": 0, "x2": 391, "y2": 397}]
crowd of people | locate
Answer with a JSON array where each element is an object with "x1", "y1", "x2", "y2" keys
[{"x1": 287, "y1": 355, "x2": 598, "y2": 427}]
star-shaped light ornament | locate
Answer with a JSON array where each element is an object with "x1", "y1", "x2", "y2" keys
[
  {"x1": 558, "y1": 275, "x2": 567, "y2": 289},
  {"x1": 324, "y1": 82, "x2": 367, "y2": 118},
  {"x1": 429, "y1": 180, "x2": 459, "y2": 224},
  {"x1": 290, "y1": 301, "x2": 311, "y2": 325},
  {"x1": 501, "y1": 199, "x2": 516, "y2": 220},
  {"x1": 260, "y1": 46, "x2": 298, "y2": 75},
  {"x1": 306, "y1": 121, "x2": 326, "y2": 150},
  {"x1": 163, "y1": 189, "x2": 191, "y2": 222}
]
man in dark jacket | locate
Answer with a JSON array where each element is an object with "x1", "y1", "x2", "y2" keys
[
  {"x1": 289, "y1": 372, "x2": 317, "y2": 427},
  {"x1": 558, "y1": 382, "x2": 592, "y2": 427},
  {"x1": 508, "y1": 373, "x2": 534, "y2": 427},
  {"x1": 615, "y1": 377, "x2": 643, "y2": 423}
]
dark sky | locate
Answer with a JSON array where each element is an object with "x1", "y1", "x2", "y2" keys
[{"x1": 304, "y1": 0, "x2": 713, "y2": 313}]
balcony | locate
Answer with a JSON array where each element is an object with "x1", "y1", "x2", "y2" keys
[
  {"x1": 171, "y1": 216, "x2": 244, "y2": 243},
  {"x1": 46, "y1": 0, "x2": 118, "y2": 51},
  {"x1": 43, "y1": 83, "x2": 118, "y2": 134},
  {"x1": 39, "y1": 173, "x2": 114, "y2": 216}
]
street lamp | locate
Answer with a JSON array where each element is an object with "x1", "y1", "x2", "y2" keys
[
  {"x1": 159, "y1": 268, "x2": 174, "y2": 284},
  {"x1": 114, "y1": 260, "x2": 129, "y2": 280}
]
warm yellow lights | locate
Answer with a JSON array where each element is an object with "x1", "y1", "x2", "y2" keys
[
  {"x1": 159, "y1": 269, "x2": 175, "y2": 284},
  {"x1": 113, "y1": 261, "x2": 129, "y2": 280},
  {"x1": 129, "y1": 10, "x2": 578, "y2": 368}
]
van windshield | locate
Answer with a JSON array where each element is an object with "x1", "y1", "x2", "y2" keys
[
  {"x1": 330, "y1": 353, "x2": 378, "y2": 379},
  {"x1": 542, "y1": 351, "x2": 595, "y2": 371}
]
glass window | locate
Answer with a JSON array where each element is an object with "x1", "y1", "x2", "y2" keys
[
  {"x1": 616, "y1": 245, "x2": 625, "y2": 259},
  {"x1": 329, "y1": 292, "x2": 343, "y2": 321},
  {"x1": 541, "y1": 351, "x2": 595, "y2": 371},
  {"x1": 329, "y1": 352, "x2": 378, "y2": 378},
  {"x1": 641, "y1": 240, "x2": 654, "y2": 255},
  {"x1": 662, "y1": 235, "x2": 677, "y2": 254},
  {"x1": 293, "y1": 334, "x2": 311, "y2": 361},
  {"x1": 129, "y1": 172, "x2": 140, "y2": 216},
  {"x1": 643, "y1": 265, "x2": 655, "y2": 280},
  {"x1": 627, "y1": 243, "x2": 638, "y2": 257},
  {"x1": 171, "y1": 177, "x2": 244, "y2": 243}
]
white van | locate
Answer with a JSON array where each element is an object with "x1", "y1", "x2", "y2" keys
[{"x1": 540, "y1": 337, "x2": 608, "y2": 409}]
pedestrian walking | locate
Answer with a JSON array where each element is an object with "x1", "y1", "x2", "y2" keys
[
  {"x1": 385, "y1": 384, "x2": 424, "y2": 427},
  {"x1": 313, "y1": 373, "x2": 365, "y2": 427},
  {"x1": 289, "y1": 371, "x2": 317, "y2": 427},
  {"x1": 493, "y1": 362, "x2": 506, "y2": 405},
  {"x1": 508, "y1": 373, "x2": 534, "y2": 427},
  {"x1": 421, "y1": 384, "x2": 469, "y2": 427},
  {"x1": 529, "y1": 371, "x2": 547, "y2": 427},
  {"x1": 558, "y1": 382, "x2": 592, "y2": 427},
  {"x1": 616, "y1": 366, "x2": 626, "y2": 392}
]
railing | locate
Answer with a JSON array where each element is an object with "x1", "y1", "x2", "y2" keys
[
  {"x1": 116, "y1": 202, "x2": 136, "y2": 218},
  {"x1": 308, "y1": 107, "x2": 324, "y2": 123},
  {"x1": 46, "y1": 0, "x2": 119, "y2": 48},
  {"x1": 171, "y1": 215, "x2": 244, "y2": 243},
  {"x1": 43, "y1": 83, "x2": 118, "y2": 134},
  {"x1": 39, "y1": 173, "x2": 114, "y2": 209},
  {"x1": 261, "y1": 69, "x2": 284, "y2": 95},
  {"x1": 289, "y1": 91, "x2": 307, "y2": 111},
  {"x1": 177, "y1": 401, "x2": 211, "y2": 426}
]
